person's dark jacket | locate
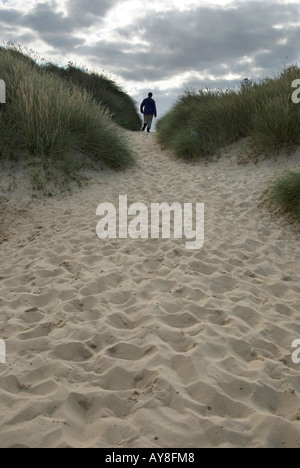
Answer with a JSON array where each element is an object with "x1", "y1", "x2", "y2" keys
[{"x1": 140, "y1": 97, "x2": 157, "y2": 117}]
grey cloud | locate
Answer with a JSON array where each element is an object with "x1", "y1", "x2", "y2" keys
[
  {"x1": 67, "y1": 0, "x2": 115, "y2": 20},
  {"x1": 40, "y1": 33, "x2": 84, "y2": 50},
  {"x1": 0, "y1": 0, "x2": 120, "y2": 59},
  {"x1": 21, "y1": 0, "x2": 115, "y2": 34},
  {"x1": 115, "y1": 2, "x2": 300, "y2": 75},
  {"x1": 2, "y1": 0, "x2": 119, "y2": 39},
  {"x1": 70, "y1": 1, "x2": 300, "y2": 90},
  {"x1": 0, "y1": 9, "x2": 22, "y2": 25}
]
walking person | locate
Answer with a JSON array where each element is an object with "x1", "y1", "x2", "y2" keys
[{"x1": 140, "y1": 92, "x2": 157, "y2": 132}]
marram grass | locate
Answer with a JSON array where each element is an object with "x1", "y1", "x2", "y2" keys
[
  {"x1": 0, "y1": 44, "x2": 137, "y2": 190},
  {"x1": 42, "y1": 62, "x2": 142, "y2": 131},
  {"x1": 157, "y1": 66, "x2": 300, "y2": 161},
  {"x1": 268, "y1": 171, "x2": 300, "y2": 221}
]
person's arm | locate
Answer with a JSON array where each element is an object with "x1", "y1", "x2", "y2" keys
[
  {"x1": 140, "y1": 99, "x2": 145, "y2": 114},
  {"x1": 154, "y1": 101, "x2": 157, "y2": 118}
]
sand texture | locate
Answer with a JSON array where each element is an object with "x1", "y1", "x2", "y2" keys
[{"x1": 0, "y1": 132, "x2": 300, "y2": 448}]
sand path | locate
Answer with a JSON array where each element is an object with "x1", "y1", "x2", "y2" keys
[{"x1": 0, "y1": 131, "x2": 300, "y2": 448}]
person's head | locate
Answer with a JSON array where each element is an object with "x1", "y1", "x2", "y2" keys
[{"x1": 148, "y1": 92, "x2": 153, "y2": 98}]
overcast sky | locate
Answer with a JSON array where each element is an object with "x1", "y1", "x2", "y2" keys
[{"x1": 1, "y1": 0, "x2": 300, "y2": 121}]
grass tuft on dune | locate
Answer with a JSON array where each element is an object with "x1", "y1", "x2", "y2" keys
[{"x1": 267, "y1": 171, "x2": 300, "y2": 221}]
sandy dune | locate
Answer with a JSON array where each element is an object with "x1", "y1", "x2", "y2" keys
[{"x1": 0, "y1": 131, "x2": 300, "y2": 448}]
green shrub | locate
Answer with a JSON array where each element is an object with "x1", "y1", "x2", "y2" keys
[{"x1": 268, "y1": 171, "x2": 300, "y2": 221}]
